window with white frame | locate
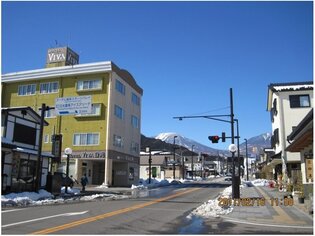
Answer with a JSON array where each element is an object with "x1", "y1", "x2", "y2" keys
[
  {"x1": 73, "y1": 133, "x2": 99, "y2": 146},
  {"x1": 113, "y1": 134, "x2": 124, "y2": 148},
  {"x1": 18, "y1": 84, "x2": 36, "y2": 96},
  {"x1": 77, "y1": 79, "x2": 102, "y2": 91},
  {"x1": 114, "y1": 105, "x2": 124, "y2": 120},
  {"x1": 40, "y1": 82, "x2": 59, "y2": 94},
  {"x1": 38, "y1": 107, "x2": 56, "y2": 118},
  {"x1": 131, "y1": 92, "x2": 140, "y2": 106},
  {"x1": 131, "y1": 115, "x2": 140, "y2": 129},
  {"x1": 76, "y1": 104, "x2": 101, "y2": 117},
  {"x1": 115, "y1": 79, "x2": 125, "y2": 95}
]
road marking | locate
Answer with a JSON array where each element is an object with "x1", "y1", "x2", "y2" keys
[
  {"x1": 2, "y1": 211, "x2": 89, "y2": 228},
  {"x1": 2, "y1": 208, "x2": 27, "y2": 213},
  {"x1": 30, "y1": 188, "x2": 200, "y2": 235},
  {"x1": 221, "y1": 216, "x2": 313, "y2": 229}
]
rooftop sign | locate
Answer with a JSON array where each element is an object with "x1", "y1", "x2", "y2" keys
[{"x1": 46, "y1": 47, "x2": 79, "y2": 66}]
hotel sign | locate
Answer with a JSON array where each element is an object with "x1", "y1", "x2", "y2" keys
[
  {"x1": 69, "y1": 151, "x2": 106, "y2": 159},
  {"x1": 55, "y1": 95, "x2": 92, "y2": 116},
  {"x1": 46, "y1": 47, "x2": 79, "y2": 65}
]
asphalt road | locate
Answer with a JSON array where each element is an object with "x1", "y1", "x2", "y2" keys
[
  {"x1": 1, "y1": 180, "x2": 229, "y2": 234},
  {"x1": 3, "y1": 179, "x2": 311, "y2": 234}
]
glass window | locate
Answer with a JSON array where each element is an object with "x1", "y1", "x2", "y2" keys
[
  {"x1": 76, "y1": 104, "x2": 101, "y2": 117},
  {"x1": 113, "y1": 134, "x2": 123, "y2": 148},
  {"x1": 131, "y1": 93, "x2": 140, "y2": 106},
  {"x1": 130, "y1": 142, "x2": 139, "y2": 153},
  {"x1": 73, "y1": 133, "x2": 99, "y2": 146},
  {"x1": 131, "y1": 115, "x2": 139, "y2": 129},
  {"x1": 40, "y1": 82, "x2": 59, "y2": 94},
  {"x1": 114, "y1": 105, "x2": 124, "y2": 119},
  {"x1": 18, "y1": 84, "x2": 36, "y2": 96},
  {"x1": 77, "y1": 79, "x2": 102, "y2": 91},
  {"x1": 115, "y1": 80, "x2": 125, "y2": 95},
  {"x1": 289, "y1": 95, "x2": 311, "y2": 108}
]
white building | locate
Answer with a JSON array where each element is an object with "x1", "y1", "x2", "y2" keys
[{"x1": 267, "y1": 81, "x2": 313, "y2": 184}]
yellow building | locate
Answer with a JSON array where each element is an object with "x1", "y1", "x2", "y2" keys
[{"x1": 2, "y1": 47, "x2": 143, "y2": 187}]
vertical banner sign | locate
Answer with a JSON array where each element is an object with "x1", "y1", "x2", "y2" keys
[{"x1": 55, "y1": 96, "x2": 92, "y2": 116}]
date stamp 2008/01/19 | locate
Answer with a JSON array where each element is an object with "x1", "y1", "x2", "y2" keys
[{"x1": 218, "y1": 197, "x2": 294, "y2": 207}]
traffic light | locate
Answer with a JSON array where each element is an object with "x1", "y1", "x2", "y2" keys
[
  {"x1": 208, "y1": 135, "x2": 220, "y2": 143},
  {"x1": 221, "y1": 132, "x2": 226, "y2": 142}
]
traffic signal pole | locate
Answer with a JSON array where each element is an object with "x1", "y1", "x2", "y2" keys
[{"x1": 173, "y1": 88, "x2": 240, "y2": 198}]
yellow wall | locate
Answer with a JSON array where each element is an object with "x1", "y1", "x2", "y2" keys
[{"x1": 2, "y1": 73, "x2": 110, "y2": 152}]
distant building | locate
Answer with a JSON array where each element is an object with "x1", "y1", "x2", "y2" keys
[
  {"x1": 1, "y1": 107, "x2": 53, "y2": 193},
  {"x1": 266, "y1": 81, "x2": 313, "y2": 185},
  {"x1": 2, "y1": 47, "x2": 143, "y2": 187}
]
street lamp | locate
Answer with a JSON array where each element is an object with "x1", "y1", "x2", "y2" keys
[
  {"x1": 173, "y1": 136, "x2": 177, "y2": 179},
  {"x1": 244, "y1": 138, "x2": 249, "y2": 181},
  {"x1": 64, "y1": 147, "x2": 72, "y2": 194},
  {"x1": 191, "y1": 145, "x2": 195, "y2": 180},
  {"x1": 146, "y1": 146, "x2": 152, "y2": 184}
]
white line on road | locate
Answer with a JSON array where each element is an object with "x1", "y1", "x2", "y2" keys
[
  {"x1": 221, "y1": 216, "x2": 313, "y2": 229},
  {"x1": 2, "y1": 208, "x2": 27, "y2": 213},
  {"x1": 2, "y1": 211, "x2": 89, "y2": 228}
]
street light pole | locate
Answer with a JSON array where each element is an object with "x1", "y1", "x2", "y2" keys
[
  {"x1": 244, "y1": 138, "x2": 249, "y2": 181},
  {"x1": 191, "y1": 145, "x2": 195, "y2": 180},
  {"x1": 173, "y1": 136, "x2": 177, "y2": 180},
  {"x1": 146, "y1": 147, "x2": 152, "y2": 184}
]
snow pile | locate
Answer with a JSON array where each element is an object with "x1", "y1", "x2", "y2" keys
[
  {"x1": 131, "y1": 178, "x2": 176, "y2": 189},
  {"x1": 1, "y1": 189, "x2": 53, "y2": 206},
  {"x1": 80, "y1": 193, "x2": 129, "y2": 201},
  {"x1": 61, "y1": 187, "x2": 81, "y2": 195},
  {"x1": 188, "y1": 185, "x2": 233, "y2": 218},
  {"x1": 251, "y1": 179, "x2": 270, "y2": 187}
]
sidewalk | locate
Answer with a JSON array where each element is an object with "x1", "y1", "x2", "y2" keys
[{"x1": 222, "y1": 185, "x2": 313, "y2": 228}]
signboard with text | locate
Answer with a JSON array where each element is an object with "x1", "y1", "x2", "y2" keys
[{"x1": 55, "y1": 96, "x2": 92, "y2": 116}]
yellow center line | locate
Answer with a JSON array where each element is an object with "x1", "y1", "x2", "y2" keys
[{"x1": 30, "y1": 188, "x2": 201, "y2": 235}]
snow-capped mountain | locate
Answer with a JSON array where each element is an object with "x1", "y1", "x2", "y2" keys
[
  {"x1": 154, "y1": 132, "x2": 271, "y2": 156},
  {"x1": 155, "y1": 132, "x2": 226, "y2": 155}
]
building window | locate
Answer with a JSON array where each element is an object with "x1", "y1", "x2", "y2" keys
[
  {"x1": 131, "y1": 115, "x2": 140, "y2": 129},
  {"x1": 40, "y1": 82, "x2": 59, "y2": 94},
  {"x1": 76, "y1": 104, "x2": 101, "y2": 117},
  {"x1": 18, "y1": 84, "x2": 36, "y2": 96},
  {"x1": 114, "y1": 105, "x2": 124, "y2": 120},
  {"x1": 44, "y1": 134, "x2": 49, "y2": 143},
  {"x1": 130, "y1": 142, "x2": 139, "y2": 153},
  {"x1": 115, "y1": 80, "x2": 125, "y2": 95},
  {"x1": 113, "y1": 134, "x2": 124, "y2": 148},
  {"x1": 73, "y1": 133, "x2": 99, "y2": 146},
  {"x1": 131, "y1": 92, "x2": 140, "y2": 106},
  {"x1": 289, "y1": 95, "x2": 311, "y2": 108},
  {"x1": 77, "y1": 79, "x2": 102, "y2": 91}
]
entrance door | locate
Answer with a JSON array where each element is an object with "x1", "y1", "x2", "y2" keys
[{"x1": 92, "y1": 162, "x2": 104, "y2": 185}]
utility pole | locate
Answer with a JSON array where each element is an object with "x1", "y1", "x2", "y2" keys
[
  {"x1": 191, "y1": 145, "x2": 195, "y2": 180},
  {"x1": 173, "y1": 136, "x2": 177, "y2": 179},
  {"x1": 35, "y1": 103, "x2": 47, "y2": 192}
]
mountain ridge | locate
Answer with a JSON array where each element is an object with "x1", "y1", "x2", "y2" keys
[{"x1": 153, "y1": 132, "x2": 271, "y2": 156}]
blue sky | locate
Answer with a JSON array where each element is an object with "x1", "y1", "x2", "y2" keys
[{"x1": 2, "y1": 1, "x2": 313, "y2": 149}]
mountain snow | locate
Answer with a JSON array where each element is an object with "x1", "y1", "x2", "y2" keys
[{"x1": 155, "y1": 132, "x2": 271, "y2": 156}]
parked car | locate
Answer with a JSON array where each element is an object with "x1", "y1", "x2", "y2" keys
[{"x1": 54, "y1": 172, "x2": 74, "y2": 188}]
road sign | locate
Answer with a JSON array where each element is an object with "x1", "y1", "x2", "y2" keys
[{"x1": 55, "y1": 96, "x2": 92, "y2": 116}]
